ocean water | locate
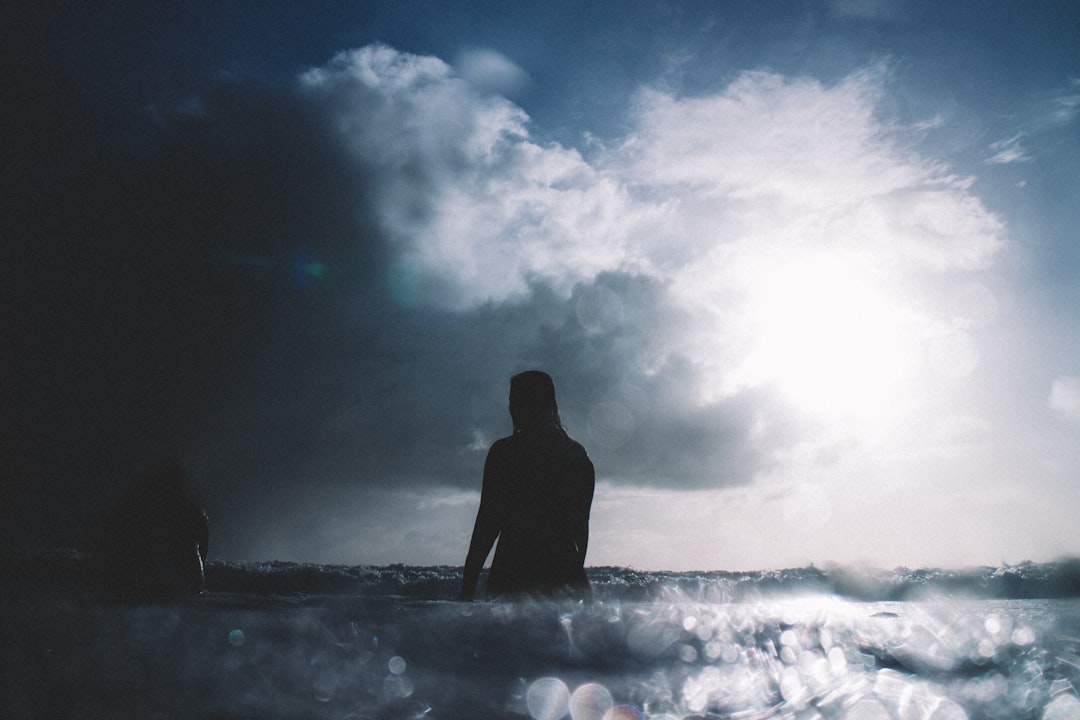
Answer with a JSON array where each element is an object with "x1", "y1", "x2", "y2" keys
[{"x1": 4, "y1": 556, "x2": 1080, "y2": 720}]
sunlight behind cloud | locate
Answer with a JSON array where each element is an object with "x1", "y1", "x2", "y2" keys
[
  {"x1": 609, "y1": 70, "x2": 1003, "y2": 427},
  {"x1": 736, "y1": 252, "x2": 920, "y2": 422},
  {"x1": 299, "y1": 44, "x2": 1007, "y2": 472}
]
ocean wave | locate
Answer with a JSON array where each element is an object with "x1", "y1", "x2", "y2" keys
[
  {"x1": 5, "y1": 550, "x2": 1080, "y2": 718},
  {"x1": 6, "y1": 549, "x2": 1080, "y2": 601}
]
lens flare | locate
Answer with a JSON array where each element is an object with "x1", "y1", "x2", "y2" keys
[
  {"x1": 587, "y1": 401, "x2": 635, "y2": 450},
  {"x1": 528, "y1": 677, "x2": 570, "y2": 720},
  {"x1": 388, "y1": 258, "x2": 422, "y2": 307},
  {"x1": 290, "y1": 246, "x2": 327, "y2": 289},
  {"x1": 603, "y1": 706, "x2": 642, "y2": 720},
  {"x1": 570, "y1": 682, "x2": 613, "y2": 720}
]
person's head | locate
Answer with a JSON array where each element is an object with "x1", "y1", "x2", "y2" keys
[{"x1": 509, "y1": 370, "x2": 561, "y2": 432}]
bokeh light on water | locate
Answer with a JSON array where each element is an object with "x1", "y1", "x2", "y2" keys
[
  {"x1": 527, "y1": 680, "x2": 640, "y2": 720},
  {"x1": 569, "y1": 682, "x2": 612, "y2": 720},
  {"x1": 511, "y1": 594, "x2": 1080, "y2": 720},
  {"x1": 603, "y1": 705, "x2": 642, "y2": 720},
  {"x1": 8, "y1": 570, "x2": 1080, "y2": 720},
  {"x1": 528, "y1": 677, "x2": 570, "y2": 720},
  {"x1": 1045, "y1": 693, "x2": 1080, "y2": 720}
]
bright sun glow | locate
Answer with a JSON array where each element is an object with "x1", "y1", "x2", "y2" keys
[{"x1": 742, "y1": 252, "x2": 920, "y2": 423}]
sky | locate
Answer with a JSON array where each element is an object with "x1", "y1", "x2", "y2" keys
[{"x1": 2, "y1": 0, "x2": 1079, "y2": 571}]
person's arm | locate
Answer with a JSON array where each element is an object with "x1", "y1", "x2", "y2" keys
[
  {"x1": 459, "y1": 447, "x2": 502, "y2": 600},
  {"x1": 197, "y1": 510, "x2": 209, "y2": 564},
  {"x1": 572, "y1": 456, "x2": 595, "y2": 566}
]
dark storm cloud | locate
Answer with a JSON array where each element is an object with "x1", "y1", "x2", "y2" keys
[
  {"x1": 1, "y1": 57, "x2": 796, "y2": 553},
  {"x1": 2, "y1": 76, "x2": 382, "y2": 545},
  {"x1": 506, "y1": 273, "x2": 803, "y2": 488}
]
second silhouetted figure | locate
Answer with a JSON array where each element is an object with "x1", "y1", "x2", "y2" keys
[
  {"x1": 95, "y1": 460, "x2": 209, "y2": 600},
  {"x1": 460, "y1": 370, "x2": 595, "y2": 601}
]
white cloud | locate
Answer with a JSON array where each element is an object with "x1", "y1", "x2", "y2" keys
[
  {"x1": 615, "y1": 70, "x2": 1002, "y2": 275},
  {"x1": 1049, "y1": 376, "x2": 1080, "y2": 422},
  {"x1": 296, "y1": 44, "x2": 1009, "y2": 472},
  {"x1": 619, "y1": 70, "x2": 907, "y2": 203},
  {"x1": 986, "y1": 132, "x2": 1031, "y2": 165},
  {"x1": 302, "y1": 44, "x2": 659, "y2": 308},
  {"x1": 987, "y1": 80, "x2": 1080, "y2": 163},
  {"x1": 1050, "y1": 78, "x2": 1080, "y2": 125},
  {"x1": 604, "y1": 69, "x2": 1004, "y2": 413},
  {"x1": 301, "y1": 48, "x2": 1004, "y2": 320}
]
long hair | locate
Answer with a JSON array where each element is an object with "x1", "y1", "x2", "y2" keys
[{"x1": 509, "y1": 370, "x2": 562, "y2": 433}]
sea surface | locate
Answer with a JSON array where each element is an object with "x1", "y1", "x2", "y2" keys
[{"x1": 4, "y1": 553, "x2": 1080, "y2": 720}]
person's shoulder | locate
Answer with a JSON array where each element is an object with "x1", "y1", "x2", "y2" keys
[
  {"x1": 560, "y1": 431, "x2": 592, "y2": 461},
  {"x1": 487, "y1": 435, "x2": 516, "y2": 456}
]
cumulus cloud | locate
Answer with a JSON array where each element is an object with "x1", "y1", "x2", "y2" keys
[
  {"x1": 301, "y1": 44, "x2": 659, "y2": 309},
  {"x1": 300, "y1": 47, "x2": 1004, "y2": 317},
  {"x1": 614, "y1": 69, "x2": 1002, "y2": 272},
  {"x1": 286, "y1": 44, "x2": 1007, "y2": 484}
]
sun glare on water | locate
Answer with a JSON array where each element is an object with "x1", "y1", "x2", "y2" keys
[{"x1": 741, "y1": 253, "x2": 921, "y2": 425}]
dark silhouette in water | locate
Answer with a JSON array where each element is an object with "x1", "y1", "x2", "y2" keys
[
  {"x1": 460, "y1": 371, "x2": 595, "y2": 600},
  {"x1": 94, "y1": 460, "x2": 209, "y2": 600}
]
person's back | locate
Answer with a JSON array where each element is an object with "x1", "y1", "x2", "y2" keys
[
  {"x1": 460, "y1": 371, "x2": 595, "y2": 600},
  {"x1": 483, "y1": 426, "x2": 593, "y2": 597}
]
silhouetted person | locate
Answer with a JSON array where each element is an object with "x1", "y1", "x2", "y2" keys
[
  {"x1": 460, "y1": 371, "x2": 595, "y2": 600},
  {"x1": 94, "y1": 460, "x2": 209, "y2": 600}
]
